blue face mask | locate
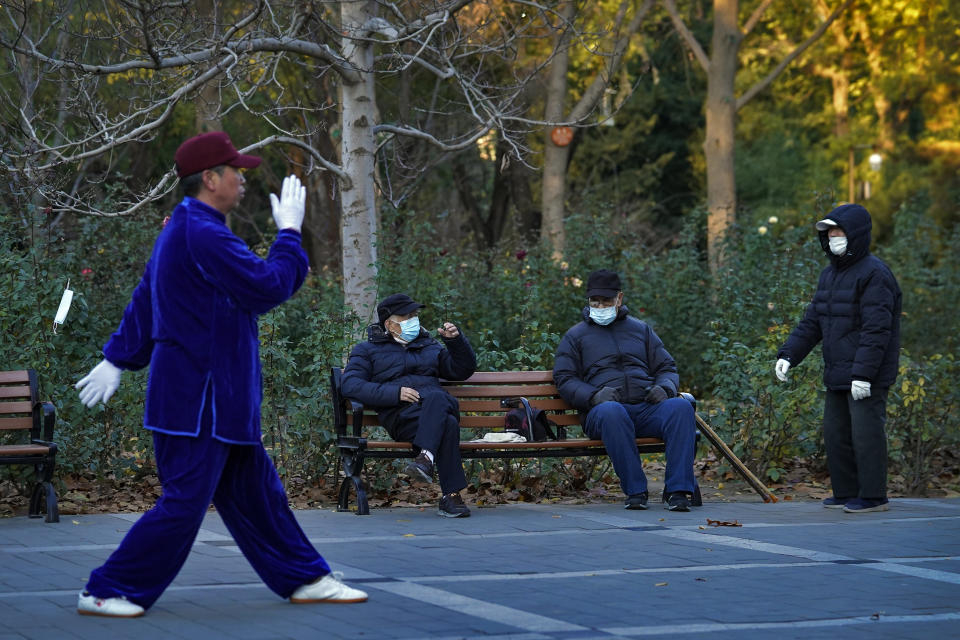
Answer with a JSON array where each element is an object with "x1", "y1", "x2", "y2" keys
[
  {"x1": 589, "y1": 306, "x2": 617, "y2": 325},
  {"x1": 397, "y1": 317, "x2": 420, "y2": 342}
]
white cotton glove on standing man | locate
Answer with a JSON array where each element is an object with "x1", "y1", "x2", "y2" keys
[
  {"x1": 850, "y1": 380, "x2": 872, "y2": 400},
  {"x1": 776, "y1": 357, "x2": 872, "y2": 400},
  {"x1": 76, "y1": 359, "x2": 122, "y2": 407},
  {"x1": 269, "y1": 174, "x2": 307, "y2": 232}
]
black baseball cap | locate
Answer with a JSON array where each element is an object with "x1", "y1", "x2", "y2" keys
[{"x1": 586, "y1": 270, "x2": 622, "y2": 298}]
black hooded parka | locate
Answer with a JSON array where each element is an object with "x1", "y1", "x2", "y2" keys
[{"x1": 778, "y1": 204, "x2": 901, "y2": 390}]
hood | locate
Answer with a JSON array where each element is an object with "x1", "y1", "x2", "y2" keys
[
  {"x1": 580, "y1": 304, "x2": 631, "y2": 325},
  {"x1": 818, "y1": 203, "x2": 872, "y2": 268}
]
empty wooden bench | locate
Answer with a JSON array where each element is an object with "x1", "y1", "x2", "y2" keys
[
  {"x1": 0, "y1": 369, "x2": 59, "y2": 522},
  {"x1": 331, "y1": 368, "x2": 701, "y2": 514}
]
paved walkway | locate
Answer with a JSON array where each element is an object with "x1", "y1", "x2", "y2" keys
[{"x1": 1, "y1": 497, "x2": 959, "y2": 639}]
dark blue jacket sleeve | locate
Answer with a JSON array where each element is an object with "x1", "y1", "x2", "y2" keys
[
  {"x1": 437, "y1": 332, "x2": 477, "y2": 381},
  {"x1": 851, "y1": 270, "x2": 897, "y2": 382},
  {"x1": 553, "y1": 329, "x2": 597, "y2": 411},
  {"x1": 341, "y1": 344, "x2": 403, "y2": 408},
  {"x1": 103, "y1": 261, "x2": 155, "y2": 370},
  {"x1": 646, "y1": 326, "x2": 679, "y2": 395},
  {"x1": 779, "y1": 271, "x2": 826, "y2": 366}
]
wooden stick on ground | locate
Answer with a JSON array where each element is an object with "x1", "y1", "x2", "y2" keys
[{"x1": 695, "y1": 413, "x2": 778, "y2": 503}]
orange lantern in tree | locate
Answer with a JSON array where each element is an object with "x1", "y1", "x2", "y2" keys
[{"x1": 550, "y1": 126, "x2": 574, "y2": 147}]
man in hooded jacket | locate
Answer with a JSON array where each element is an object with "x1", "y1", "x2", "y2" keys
[
  {"x1": 776, "y1": 203, "x2": 901, "y2": 513},
  {"x1": 553, "y1": 270, "x2": 698, "y2": 511},
  {"x1": 341, "y1": 293, "x2": 477, "y2": 517}
]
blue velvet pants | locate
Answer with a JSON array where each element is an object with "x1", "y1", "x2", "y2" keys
[
  {"x1": 85, "y1": 428, "x2": 331, "y2": 609},
  {"x1": 583, "y1": 397, "x2": 697, "y2": 497}
]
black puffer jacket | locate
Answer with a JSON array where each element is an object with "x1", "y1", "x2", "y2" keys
[
  {"x1": 553, "y1": 305, "x2": 679, "y2": 412},
  {"x1": 778, "y1": 204, "x2": 901, "y2": 390},
  {"x1": 341, "y1": 324, "x2": 477, "y2": 429}
]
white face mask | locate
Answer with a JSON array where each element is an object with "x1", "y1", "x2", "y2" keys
[
  {"x1": 589, "y1": 306, "x2": 618, "y2": 325},
  {"x1": 829, "y1": 236, "x2": 848, "y2": 256}
]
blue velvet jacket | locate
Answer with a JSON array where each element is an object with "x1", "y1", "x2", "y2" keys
[{"x1": 102, "y1": 197, "x2": 308, "y2": 443}]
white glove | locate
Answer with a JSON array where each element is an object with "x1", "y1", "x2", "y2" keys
[
  {"x1": 851, "y1": 380, "x2": 871, "y2": 401},
  {"x1": 775, "y1": 358, "x2": 791, "y2": 382},
  {"x1": 76, "y1": 359, "x2": 122, "y2": 408},
  {"x1": 269, "y1": 174, "x2": 306, "y2": 232}
]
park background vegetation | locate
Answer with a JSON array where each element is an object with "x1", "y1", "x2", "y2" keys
[{"x1": 1, "y1": 0, "x2": 958, "y2": 511}]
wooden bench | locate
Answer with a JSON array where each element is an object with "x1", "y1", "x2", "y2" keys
[
  {"x1": 0, "y1": 370, "x2": 59, "y2": 522},
  {"x1": 331, "y1": 368, "x2": 701, "y2": 514}
]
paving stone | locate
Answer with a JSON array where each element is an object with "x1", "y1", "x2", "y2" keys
[{"x1": 1, "y1": 498, "x2": 959, "y2": 639}]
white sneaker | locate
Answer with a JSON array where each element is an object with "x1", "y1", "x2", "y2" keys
[
  {"x1": 77, "y1": 591, "x2": 145, "y2": 617},
  {"x1": 289, "y1": 572, "x2": 368, "y2": 604}
]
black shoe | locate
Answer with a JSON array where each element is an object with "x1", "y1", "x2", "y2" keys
[
  {"x1": 438, "y1": 492, "x2": 471, "y2": 518},
  {"x1": 664, "y1": 492, "x2": 691, "y2": 512},
  {"x1": 404, "y1": 451, "x2": 434, "y2": 483},
  {"x1": 625, "y1": 492, "x2": 649, "y2": 510}
]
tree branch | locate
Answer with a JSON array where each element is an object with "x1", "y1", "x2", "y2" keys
[
  {"x1": 569, "y1": 0, "x2": 654, "y2": 122},
  {"x1": 737, "y1": 0, "x2": 856, "y2": 110},
  {"x1": 742, "y1": 0, "x2": 776, "y2": 37},
  {"x1": 661, "y1": 0, "x2": 710, "y2": 73}
]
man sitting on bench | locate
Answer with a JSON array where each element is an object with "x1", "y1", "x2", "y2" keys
[
  {"x1": 553, "y1": 270, "x2": 699, "y2": 512},
  {"x1": 341, "y1": 293, "x2": 477, "y2": 518}
]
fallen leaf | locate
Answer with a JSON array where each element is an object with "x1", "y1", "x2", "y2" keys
[
  {"x1": 403, "y1": 534, "x2": 415, "y2": 537},
  {"x1": 655, "y1": 582, "x2": 668, "y2": 587}
]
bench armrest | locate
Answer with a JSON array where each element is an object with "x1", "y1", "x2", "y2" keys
[{"x1": 32, "y1": 400, "x2": 56, "y2": 442}]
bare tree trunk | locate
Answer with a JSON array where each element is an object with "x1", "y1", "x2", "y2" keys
[
  {"x1": 853, "y1": 9, "x2": 894, "y2": 152},
  {"x1": 704, "y1": 0, "x2": 741, "y2": 271},
  {"x1": 340, "y1": 1, "x2": 379, "y2": 323},
  {"x1": 540, "y1": 1, "x2": 577, "y2": 261}
]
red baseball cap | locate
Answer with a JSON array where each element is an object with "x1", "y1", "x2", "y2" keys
[{"x1": 174, "y1": 131, "x2": 262, "y2": 178}]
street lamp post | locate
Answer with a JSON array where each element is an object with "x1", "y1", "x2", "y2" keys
[{"x1": 847, "y1": 145, "x2": 883, "y2": 203}]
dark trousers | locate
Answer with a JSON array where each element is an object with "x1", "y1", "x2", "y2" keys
[
  {"x1": 583, "y1": 398, "x2": 697, "y2": 497},
  {"x1": 823, "y1": 388, "x2": 889, "y2": 500},
  {"x1": 85, "y1": 428, "x2": 331, "y2": 609},
  {"x1": 387, "y1": 388, "x2": 466, "y2": 494}
]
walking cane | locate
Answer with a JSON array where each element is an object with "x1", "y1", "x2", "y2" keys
[{"x1": 695, "y1": 413, "x2": 778, "y2": 503}]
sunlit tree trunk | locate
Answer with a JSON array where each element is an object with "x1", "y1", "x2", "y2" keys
[
  {"x1": 704, "y1": 0, "x2": 741, "y2": 271},
  {"x1": 340, "y1": 1, "x2": 379, "y2": 323},
  {"x1": 540, "y1": 1, "x2": 577, "y2": 261}
]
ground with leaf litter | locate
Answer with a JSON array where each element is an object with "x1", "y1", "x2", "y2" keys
[{"x1": 3, "y1": 449, "x2": 957, "y2": 517}]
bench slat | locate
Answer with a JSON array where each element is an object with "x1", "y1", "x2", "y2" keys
[
  {"x1": 446, "y1": 384, "x2": 559, "y2": 398},
  {"x1": 0, "y1": 444, "x2": 51, "y2": 456},
  {"x1": 457, "y1": 398, "x2": 573, "y2": 412},
  {"x1": 0, "y1": 401, "x2": 32, "y2": 415},
  {"x1": 0, "y1": 386, "x2": 31, "y2": 399},
  {"x1": 459, "y1": 414, "x2": 581, "y2": 428},
  {"x1": 0, "y1": 417, "x2": 32, "y2": 431},
  {"x1": 456, "y1": 371, "x2": 554, "y2": 384},
  {"x1": 362, "y1": 437, "x2": 664, "y2": 451},
  {"x1": 0, "y1": 370, "x2": 29, "y2": 385}
]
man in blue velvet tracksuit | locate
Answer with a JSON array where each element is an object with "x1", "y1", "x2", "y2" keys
[
  {"x1": 554, "y1": 270, "x2": 699, "y2": 512},
  {"x1": 776, "y1": 203, "x2": 901, "y2": 514},
  {"x1": 341, "y1": 293, "x2": 477, "y2": 517},
  {"x1": 73, "y1": 132, "x2": 367, "y2": 617}
]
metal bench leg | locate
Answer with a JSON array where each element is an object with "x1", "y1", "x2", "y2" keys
[
  {"x1": 337, "y1": 440, "x2": 370, "y2": 515},
  {"x1": 28, "y1": 457, "x2": 60, "y2": 522}
]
